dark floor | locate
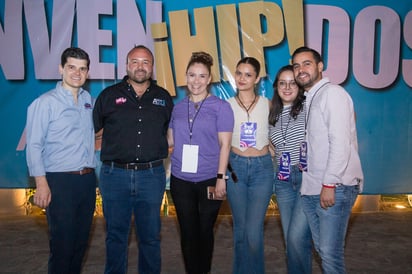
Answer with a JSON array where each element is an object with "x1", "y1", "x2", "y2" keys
[{"x1": 1, "y1": 210, "x2": 412, "y2": 273}]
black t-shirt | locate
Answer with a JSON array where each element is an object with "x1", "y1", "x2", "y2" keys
[{"x1": 93, "y1": 77, "x2": 174, "y2": 163}]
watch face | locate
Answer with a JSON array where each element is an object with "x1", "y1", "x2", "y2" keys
[{"x1": 217, "y1": 173, "x2": 228, "y2": 180}]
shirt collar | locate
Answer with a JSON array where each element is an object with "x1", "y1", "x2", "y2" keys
[
  {"x1": 305, "y1": 77, "x2": 329, "y2": 99},
  {"x1": 56, "y1": 81, "x2": 85, "y2": 96},
  {"x1": 123, "y1": 76, "x2": 153, "y2": 95}
]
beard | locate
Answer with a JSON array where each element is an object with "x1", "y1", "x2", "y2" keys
[
  {"x1": 296, "y1": 72, "x2": 318, "y2": 89},
  {"x1": 128, "y1": 69, "x2": 152, "y2": 84}
]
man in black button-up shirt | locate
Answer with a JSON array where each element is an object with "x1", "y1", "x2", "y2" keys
[{"x1": 93, "y1": 45, "x2": 173, "y2": 274}]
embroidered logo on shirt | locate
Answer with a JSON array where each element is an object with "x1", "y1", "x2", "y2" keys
[
  {"x1": 84, "y1": 103, "x2": 92, "y2": 109},
  {"x1": 152, "y1": 98, "x2": 165, "y2": 106},
  {"x1": 115, "y1": 97, "x2": 127, "y2": 105}
]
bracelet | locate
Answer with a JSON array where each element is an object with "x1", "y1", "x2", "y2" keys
[
  {"x1": 217, "y1": 173, "x2": 229, "y2": 180},
  {"x1": 322, "y1": 183, "x2": 336, "y2": 189}
]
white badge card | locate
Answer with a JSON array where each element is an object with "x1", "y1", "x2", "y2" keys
[{"x1": 181, "y1": 144, "x2": 199, "y2": 173}]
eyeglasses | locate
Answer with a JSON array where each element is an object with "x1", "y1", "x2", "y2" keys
[
  {"x1": 227, "y1": 163, "x2": 238, "y2": 183},
  {"x1": 278, "y1": 81, "x2": 298, "y2": 90}
]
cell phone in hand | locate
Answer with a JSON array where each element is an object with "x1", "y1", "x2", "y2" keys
[{"x1": 207, "y1": 186, "x2": 226, "y2": 200}]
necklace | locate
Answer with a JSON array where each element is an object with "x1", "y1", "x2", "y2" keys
[{"x1": 236, "y1": 94, "x2": 257, "y2": 122}]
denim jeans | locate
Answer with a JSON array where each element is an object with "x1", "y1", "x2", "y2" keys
[
  {"x1": 99, "y1": 163, "x2": 166, "y2": 274},
  {"x1": 302, "y1": 184, "x2": 359, "y2": 274},
  {"x1": 274, "y1": 165, "x2": 312, "y2": 274},
  {"x1": 226, "y1": 152, "x2": 273, "y2": 274},
  {"x1": 46, "y1": 171, "x2": 96, "y2": 274},
  {"x1": 170, "y1": 175, "x2": 222, "y2": 274}
]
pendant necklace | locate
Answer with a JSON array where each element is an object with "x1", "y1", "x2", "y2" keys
[{"x1": 236, "y1": 94, "x2": 257, "y2": 122}]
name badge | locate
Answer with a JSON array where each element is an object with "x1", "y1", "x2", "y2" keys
[
  {"x1": 182, "y1": 144, "x2": 199, "y2": 173},
  {"x1": 299, "y1": 141, "x2": 308, "y2": 172},
  {"x1": 240, "y1": 122, "x2": 257, "y2": 148},
  {"x1": 277, "y1": 152, "x2": 290, "y2": 181}
]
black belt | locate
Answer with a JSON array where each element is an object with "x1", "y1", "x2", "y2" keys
[
  {"x1": 65, "y1": 168, "x2": 94, "y2": 175},
  {"x1": 105, "y1": 160, "x2": 163, "y2": 170}
]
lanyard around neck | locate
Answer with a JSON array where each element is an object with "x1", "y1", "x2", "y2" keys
[
  {"x1": 280, "y1": 107, "x2": 292, "y2": 147},
  {"x1": 236, "y1": 94, "x2": 257, "y2": 122},
  {"x1": 305, "y1": 81, "x2": 330, "y2": 135},
  {"x1": 187, "y1": 94, "x2": 208, "y2": 143}
]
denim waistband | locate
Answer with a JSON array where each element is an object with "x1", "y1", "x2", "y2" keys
[{"x1": 230, "y1": 151, "x2": 272, "y2": 160}]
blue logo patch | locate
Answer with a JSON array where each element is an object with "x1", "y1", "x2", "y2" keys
[{"x1": 152, "y1": 98, "x2": 165, "y2": 106}]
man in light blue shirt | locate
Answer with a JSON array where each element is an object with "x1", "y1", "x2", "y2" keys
[{"x1": 26, "y1": 47, "x2": 96, "y2": 274}]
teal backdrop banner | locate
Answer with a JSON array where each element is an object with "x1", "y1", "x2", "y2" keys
[{"x1": 1, "y1": 0, "x2": 411, "y2": 193}]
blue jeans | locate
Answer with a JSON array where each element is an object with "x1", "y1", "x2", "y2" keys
[
  {"x1": 170, "y1": 175, "x2": 222, "y2": 274},
  {"x1": 226, "y1": 152, "x2": 273, "y2": 274},
  {"x1": 46, "y1": 171, "x2": 96, "y2": 274},
  {"x1": 302, "y1": 184, "x2": 359, "y2": 274},
  {"x1": 99, "y1": 163, "x2": 166, "y2": 274},
  {"x1": 274, "y1": 165, "x2": 312, "y2": 274}
]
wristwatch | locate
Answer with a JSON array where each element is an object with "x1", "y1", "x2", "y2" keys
[{"x1": 217, "y1": 173, "x2": 229, "y2": 180}]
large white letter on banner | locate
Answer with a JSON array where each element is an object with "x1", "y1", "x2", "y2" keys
[
  {"x1": 77, "y1": 0, "x2": 114, "y2": 79},
  {"x1": 117, "y1": 0, "x2": 162, "y2": 79},
  {"x1": 0, "y1": 0, "x2": 24, "y2": 79},
  {"x1": 306, "y1": 5, "x2": 350, "y2": 84},
  {"x1": 24, "y1": 0, "x2": 75, "y2": 79},
  {"x1": 353, "y1": 6, "x2": 401, "y2": 89},
  {"x1": 402, "y1": 10, "x2": 412, "y2": 88}
]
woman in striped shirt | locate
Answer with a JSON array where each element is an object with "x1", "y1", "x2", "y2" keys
[{"x1": 269, "y1": 65, "x2": 312, "y2": 274}]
